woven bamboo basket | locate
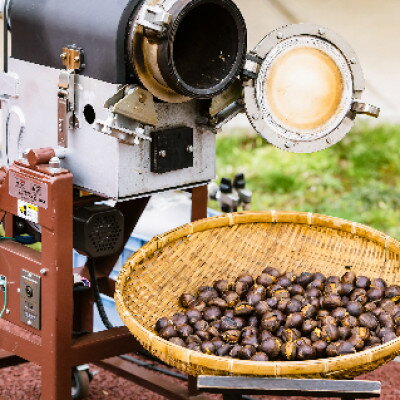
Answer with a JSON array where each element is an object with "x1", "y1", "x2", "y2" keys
[{"x1": 115, "y1": 211, "x2": 400, "y2": 379}]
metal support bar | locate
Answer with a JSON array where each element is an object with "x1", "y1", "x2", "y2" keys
[
  {"x1": 197, "y1": 376, "x2": 381, "y2": 399},
  {"x1": 0, "y1": 349, "x2": 27, "y2": 368},
  {"x1": 97, "y1": 357, "x2": 210, "y2": 400}
]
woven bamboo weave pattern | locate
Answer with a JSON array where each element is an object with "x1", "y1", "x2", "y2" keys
[{"x1": 115, "y1": 211, "x2": 400, "y2": 378}]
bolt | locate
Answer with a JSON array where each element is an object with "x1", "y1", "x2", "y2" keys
[
  {"x1": 40, "y1": 268, "x2": 48, "y2": 276},
  {"x1": 284, "y1": 142, "x2": 293, "y2": 149},
  {"x1": 74, "y1": 56, "x2": 80, "y2": 62},
  {"x1": 277, "y1": 32, "x2": 283, "y2": 39},
  {"x1": 17, "y1": 288, "x2": 20, "y2": 293},
  {"x1": 5, "y1": 309, "x2": 10, "y2": 315},
  {"x1": 350, "y1": 58, "x2": 357, "y2": 64},
  {"x1": 187, "y1": 145, "x2": 193, "y2": 153},
  {"x1": 60, "y1": 53, "x2": 67, "y2": 60},
  {"x1": 27, "y1": 320, "x2": 32, "y2": 326},
  {"x1": 326, "y1": 137, "x2": 332, "y2": 144},
  {"x1": 318, "y1": 28, "x2": 326, "y2": 35},
  {"x1": 49, "y1": 157, "x2": 61, "y2": 169},
  {"x1": 138, "y1": 94, "x2": 146, "y2": 104},
  {"x1": 159, "y1": 150, "x2": 167, "y2": 158},
  {"x1": 23, "y1": 149, "x2": 31, "y2": 159}
]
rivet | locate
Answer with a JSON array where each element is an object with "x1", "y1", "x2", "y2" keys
[
  {"x1": 138, "y1": 94, "x2": 146, "y2": 104},
  {"x1": 159, "y1": 150, "x2": 167, "y2": 158},
  {"x1": 284, "y1": 142, "x2": 293, "y2": 148},
  {"x1": 187, "y1": 145, "x2": 193, "y2": 153},
  {"x1": 326, "y1": 137, "x2": 332, "y2": 144},
  {"x1": 60, "y1": 53, "x2": 67, "y2": 60},
  {"x1": 27, "y1": 320, "x2": 32, "y2": 326},
  {"x1": 350, "y1": 58, "x2": 357, "y2": 64},
  {"x1": 277, "y1": 32, "x2": 283, "y2": 39},
  {"x1": 318, "y1": 28, "x2": 326, "y2": 35},
  {"x1": 40, "y1": 268, "x2": 48, "y2": 276},
  {"x1": 49, "y1": 157, "x2": 61, "y2": 169}
]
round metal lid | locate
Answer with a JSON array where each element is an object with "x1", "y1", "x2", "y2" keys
[{"x1": 243, "y1": 24, "x2": 374, "y2": 153}]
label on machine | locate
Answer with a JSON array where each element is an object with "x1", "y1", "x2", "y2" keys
[
  {"x1": 17, "y1": 200, "x2": 39, "y2": 223},
  {"x1": 9, "y1": 172, "x2": 48, "y2": 209}
]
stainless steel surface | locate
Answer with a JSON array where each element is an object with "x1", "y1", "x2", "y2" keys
[{"x1": 3, "y1": 58, "x2": 216, "y2": 200}]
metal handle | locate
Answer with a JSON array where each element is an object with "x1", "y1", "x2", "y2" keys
[{"x1": 351, "y1": 100, "x2": 380, "y2": 118}]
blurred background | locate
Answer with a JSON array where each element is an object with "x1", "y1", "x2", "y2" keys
[
  {"x1": 212, "y1": 0, "x2": 400, "y2": 238},
  {"x1": 1, "y1": 0, "x2": 400, "y2": 237}
]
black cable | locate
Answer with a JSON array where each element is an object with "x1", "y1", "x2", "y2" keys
[{"x1": 87, "y1": 258, "x2": 114, "y2": 330}]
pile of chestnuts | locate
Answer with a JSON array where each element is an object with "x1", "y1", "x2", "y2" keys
[{"x1": 154, "y1": 268, "x2": 400, "y2": 361}]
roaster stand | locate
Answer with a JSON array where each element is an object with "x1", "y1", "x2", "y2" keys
[{"x1": 0, "y1": 152, "x2": 382, "y2": 399}]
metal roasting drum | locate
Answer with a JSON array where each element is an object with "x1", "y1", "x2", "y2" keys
[{"x1": 1, "y1": 0, "x2": 380, "y2": 201}]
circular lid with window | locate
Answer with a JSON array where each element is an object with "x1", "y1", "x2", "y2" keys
[{"x1": 243, "y1": 24, "x2": 379, "y2": 153}]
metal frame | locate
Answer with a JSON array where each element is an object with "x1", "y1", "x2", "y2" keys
[{"x1": 244, "y1": 23, "x2": 367, "y2": 153}]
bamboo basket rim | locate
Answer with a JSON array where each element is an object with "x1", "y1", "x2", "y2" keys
[{"x1": 115, "y1": 211, "x2": 400, "y2": 377}]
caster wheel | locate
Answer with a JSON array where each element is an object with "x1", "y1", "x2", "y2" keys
[{"x1": 72, "y1": 365, "x2": 91, "y2": 399}]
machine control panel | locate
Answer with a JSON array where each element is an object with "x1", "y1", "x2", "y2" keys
[{"x1": 20, "y1": 270, "x2": 41, "y2": 330}]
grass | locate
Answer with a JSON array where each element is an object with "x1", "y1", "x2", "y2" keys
[{"x1": 212, "y1": 123, "x2": 400, "y2": 239}]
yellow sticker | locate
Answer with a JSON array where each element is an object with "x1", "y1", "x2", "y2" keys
[{"x1": 17, "y1": 200, "x2": 39, "y2": 223}]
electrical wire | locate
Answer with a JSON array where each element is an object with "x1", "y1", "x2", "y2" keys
[{"x1": 87, "y1": 257, "x2": 114, "y2": 330}]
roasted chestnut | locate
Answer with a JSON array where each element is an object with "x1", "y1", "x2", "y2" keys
[
  {"x1": 277, "y1": 276, "x2": 292, "y2": 288},
  {"x1": 385, "y1": 285, "x2": 400, "y2": 300},
  {"x1": 179, "y1": 293, "x2": 196, "y2": 308},
  {"x1": 203, "y1": 306, "x2": 222, "y2": 322},
  {"x1": 341, "y1": 315, "x2": 359, "y2": 329},
  {"x1": 229, "y1": 345, "x2": 242, "y2": 358},
  {"x1": 239, "y1": 345, "x2": 256, "y2": 360},
  {"x1": 242, "y1": 335, "x2": 259, "y2": 347},
  {"x1": 208, "y1": 297, "x2": 228, "y2": 309},
  {"x1": 197, "y1": 330, "x2": 211, "y2": 341},
  {"x1": 337, "y1": 341, "x2": 356, "y2": 355},
  {"x1": 155, "y1": 317, "x2": 173, "y2": 332},
  {"x1": 302, "y1": 319, "x2": 319, "y2": 335},
  {"x1": 355, "y1": 276, "x2": 371, "y2": 289},
  {"x1": 256, "y1": 273, "x2": 276, "y2": 287},
  {"x1": 347, "y1": 301, "x2": 364, "y2": 317},
  {"x1": 169, "y1": 337, "x2": 186, "y2": 347},
  {"x1": 285, "y1": 313, "x2": 304, "y2": 329},
  {"x1": 286, "y1": 299, "x2": 302, "y2": 314},
  {"x1": 262, "y1": 267, "x2": 281, "y2": 278},
  {"x1": 371, "y1": 278, "x2": 387, "y2": 289},
  {"x1": 234, "y1": 302, "x2": 254, "y2": 316},
  {"x1": 320, "y1": 324, "x2": 340, "y2": 343},
  {"x1": 233, "y1": 281, "x2": 250, "y2": 297},
  {"x1": 281, "y1": 341, "x2": 297, "y2": 360},
  {"x1": 260, "y1": 316, "x2": 280, "y2": 333},
  {"x1": 348, "y1": 335, "x2": 364, "y2": 351},
  {"x1": 214, "y1": 279, "x2": 229, "y2": 295},
  {"x1": 295, "y1": 272, "x2": 313, "y2": 287},
  {"x1": 338, "y1": 326, "x2": 351, "y2": 340},
  {"x1": 222, "y1": 330, "x2": 241, "y2": 344},
  {"x1": 331, "y1": 307, "x2": 348, "y2": 321},
  {"x1": 313, "y1": 340, "x2": 328, "y2": 357},
  {"x1": 159, "y1": 325, "x2": 178, "y2": 340},
  {"x1": 189, "y1": 300, "x2": 207, "y2": 312},
  {"x1": 220, "y1": 317, "x2": 237, "y2": 331},
  {"x1": 216, "y1": 344, "x2": 232, "y2": 356},
  {"x1": 301, "y1": 305, "x2": 317, "y2": 319},
  {"x1": 251, "y1": 352, "x2": 269, "y2": 361},
  {"x1": 246, "y1": 292, "x2": 262, "y2": 307},
  {"x1": 248, "y1": 315, "x2": 259, "y2": 327},
  {"x1": 224, "y1": 292, "x2": 239, "y2": 308},
  {"x1": 322, "y1": 294, "x2": 342, "y2": 310},
  {"x1": 178, "y1": 324, "x2": 193, "y2": 338},
  {"x1": 259, "y1": 338, "x2": 282, "y2": 358},
  {"x1": 201, "y1": 341, "x2": 215, "y2": 355},
  {"x1": 236, "y1": 274, "x2": 254, "y2": 287},
  {"x1": 198, "y1": 287, "x2": 218, "y2": 302},
  {"x1": 281, "y1": 328, "x2": 301, "y2": 342},
  {"x1": 290, "y1": 285, "x2": 305, "y2": 296},
  {"x1": 297, "y1": 344, "x2": 316, "y2": 360},
  {"x1": 359, "y1": 313, "x2": 379, "y2": 330},
  {"x1": 367, "y1": 287, "x2": 385, "y2": 301},
  {"x1": 341, "y1": 271, "x2": 356, "y2": 285}
]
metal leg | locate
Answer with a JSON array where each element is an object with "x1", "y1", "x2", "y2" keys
[
  {"x1": 41, "y1": 362, "x2": 72, "y2": 400},
  {"x1": 191, "y1": 185, "x2": 208, "y2": 222}
]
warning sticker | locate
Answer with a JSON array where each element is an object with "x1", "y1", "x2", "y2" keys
[
  {"x1": 18, "y1": 200, "x2": 39, "y2": 223},
  {"x1": 9, "y1": 172, "x2": 48, "y2": 209}
]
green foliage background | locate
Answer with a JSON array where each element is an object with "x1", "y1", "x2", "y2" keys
[{"x1": 213, "y1": 124, "x2": 400, "y2": 239}]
